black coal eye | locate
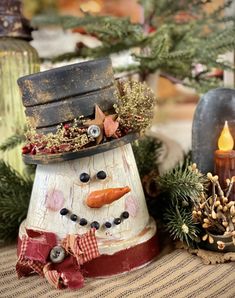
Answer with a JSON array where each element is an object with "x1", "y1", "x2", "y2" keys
[
  {"x1": 96, "y1": 170, "x2": 107, "y2": 180},
  {"x1": 80, "y1": 172, "x2": 90, "y2": 183},
  {"x1": 60, "y1": 208, "x2": 69, "y2": 216}
]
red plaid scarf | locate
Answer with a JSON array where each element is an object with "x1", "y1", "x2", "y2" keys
[
  {"x1": 16, "y1": 228, "x2": 100, "y2": 290},
  {"x1": 62, "y1": 228, "x2": 99, "y2": 265}
]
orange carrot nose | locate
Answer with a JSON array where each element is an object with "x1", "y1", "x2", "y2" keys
[{"x1": 86, "y1": 186, "x2": 131, "y2": 208}]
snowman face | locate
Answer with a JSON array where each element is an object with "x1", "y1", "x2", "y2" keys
[
  {"x1": 26, "y1": 144, "x2": 149, "y2": 240},
  {"x1": 57, "y1": 167, "x2": 131, "y2": 231}
]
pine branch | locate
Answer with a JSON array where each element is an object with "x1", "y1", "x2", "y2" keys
[
  {"x1": 163, "y1": 204, "x2": 200, "y2": 247},
  {"x1": 132, "y1": 136, "x2": 162, "y2": 178},
  {"x1": 187, "y1": 77, "x2": 223, "y2": 95},
  {"x1": 32, "y1": 1, "x2": 235, "y2": 93},
  {"x1": 202, "y1": 27, "x2": 235, "y2": 57},
  {"x1": 113, "y1": 65, "x2": 140, "y2": 75},
  {"x1": 0, "y1": 160, "x2": 33, "y2": 243},
  {"x1": 210, "y1": 0, "x2": 233, "y2": 18},
  {"x1": 140, "y1": 0, "x2": 218, "y2": 27},
  {"x1": 32, "y1": 14, "x2": 102, "y2": 28},
  {"x1": 33, "y1": 14, "x2": 143, "y2": 43},
  {"x1": 157, "y1": 162, "x2": 207, "y2": 204},
  {"x1": 0, "y1": 133, "x2": 25, "y2": 152}
]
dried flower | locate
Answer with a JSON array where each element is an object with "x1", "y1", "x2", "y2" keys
[
  {"x1": 114, "y1": 80, "x2": 155, "y2": 132},
  {"x1": 230, "y1": 205, "x2": 235, "y2": 215},
  {"x1": 207, "y1": 173, "x2": 213, "y2": 180},
  {"x1": 223, "y1": 206, "x2": 228, "y2": 212},
  {"x1": 228, "y1": 201, "x2": 235, "y2": 207},
  {"x1": 193, "y1": 173, "x2": 235, "y2": 239},
  {"x1": 208, "y1": 235, "x2": 214, "y2": 244},
  {"x1": 222, "y1": 221, "x2": 228, "y2": 227},
  {"x1": 24, "y1": 122, "x2": 92, "y2": 155},
  {"x1": 223, "y1": 197, "x2": 228, "y2": 204},
  {"x1": 211, "y1": 210, "x2": 217, "y2": 219},
  {"x1": 202, "y1": 223, "x2": 210, "y2": 229}
]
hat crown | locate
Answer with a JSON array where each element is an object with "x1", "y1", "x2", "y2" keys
[
  {"x1": 18, "y1": 58, "x2": 118, "y2": 131},
  {"x1": 18, "y1": 58, "x2": 115, "y2": 106}
]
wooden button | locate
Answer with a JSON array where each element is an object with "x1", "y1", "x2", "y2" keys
[{"x1": 50, "y1": 246, "x2": 66, "y2": 263}]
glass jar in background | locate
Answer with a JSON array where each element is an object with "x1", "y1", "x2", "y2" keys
[{"x1": 0, "y1": 0, "x2": 40, "y2": 174}]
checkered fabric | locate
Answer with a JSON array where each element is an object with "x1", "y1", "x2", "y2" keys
[
  {"x1": 75, "y1": 228, "x2": 100, "y2": 264},
  {"x1": 43, "y1": 263, "x2": 62, "y2": 289},
  {"x1": 43, "y1": 256, "x2": 85, "y2": 289},
  {"x1": 18, "y1": 235, "x2": 28, "y2": 260},
  {"x1": 63, "y1": 228, "x2": 100, "y2": 265},
  {"x1": 16, "y1": 235, "x2": 44, "y2": 277},
  {"x1": 16, "y1": 229, "x2": 100, "y2": 290}
]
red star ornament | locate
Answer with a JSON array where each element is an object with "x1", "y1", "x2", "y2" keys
[
  {"x1": 103, "y1": 115, "x2": 119, "y2": 138},
  {"x1": 84, "y1": 105, "x2": 119, "y2": 144}
]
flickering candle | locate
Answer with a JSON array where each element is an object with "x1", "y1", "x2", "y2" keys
[{"x1": 214, "y1": 121, "x2": 235, "y2": 201}]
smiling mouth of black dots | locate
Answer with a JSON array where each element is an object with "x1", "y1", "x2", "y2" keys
[{"x1": 59, "y1": 208, "x2": 129, "y2": 230}]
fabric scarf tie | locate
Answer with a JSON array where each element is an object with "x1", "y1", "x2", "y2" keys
[{"x1": 16, "y1": 228, "x2": 99, "y2": 290}]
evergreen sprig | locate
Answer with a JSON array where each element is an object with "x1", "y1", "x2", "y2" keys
[
  {"x1": 31, "y1": 0, "x2": 235, "y2": 93},
  {"x1": 33, "y1": 14, "x2": 144, "y2": 59},
  {"x1": 0, "y1": 160, "x2": 33, "y2": 243},
  {"x1": 163, "y1": 204, "x2": 200, "y2": 247},
  {"x1": 157, "y1": 162, "x2": 207, "y2": 204},
  {"x1": 132, "y1": 136, "x2": 162, "y2": 178},
  {"x1": 0, "y1": 133, "x2": 25, "y2": 152},
  {"x1": 155, "y1": 161, "x2": 209, "y2": 247}
]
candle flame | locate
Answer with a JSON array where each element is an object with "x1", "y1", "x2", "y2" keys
[{"x1": 218, "y1": 121, "x2": 234, "y2": 151}]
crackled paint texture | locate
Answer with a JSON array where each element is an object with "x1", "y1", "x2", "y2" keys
[
  {"x1": 45, "y1": 189, "x2": 65, "y2": 211},
  {"x1": 25, "y1": 144, "x2": 150, "y2": 243}
]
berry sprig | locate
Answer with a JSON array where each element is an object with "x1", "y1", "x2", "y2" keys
[
  {"x1": 22, "y1": 111, "x2": 129, "y2": 156},
  {"x1": 193, "y1": 174, "x2": 235, "y2": 249},
  {"x1": 22, "y1": 122, "x2": 91, "y2": 155}
]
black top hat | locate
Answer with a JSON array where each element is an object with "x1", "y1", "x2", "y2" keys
[{"x1": 18, "y1": 57, "x2": 154, "y2": 165}]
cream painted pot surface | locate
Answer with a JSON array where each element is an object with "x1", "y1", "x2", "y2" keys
[{"x1": 21, "y1": 144, "x2": 156, "y2": 255}]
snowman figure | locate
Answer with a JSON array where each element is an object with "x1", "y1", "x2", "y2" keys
[{"x1": 16, "y1": 58, "x2": 159, "y2": 289}]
